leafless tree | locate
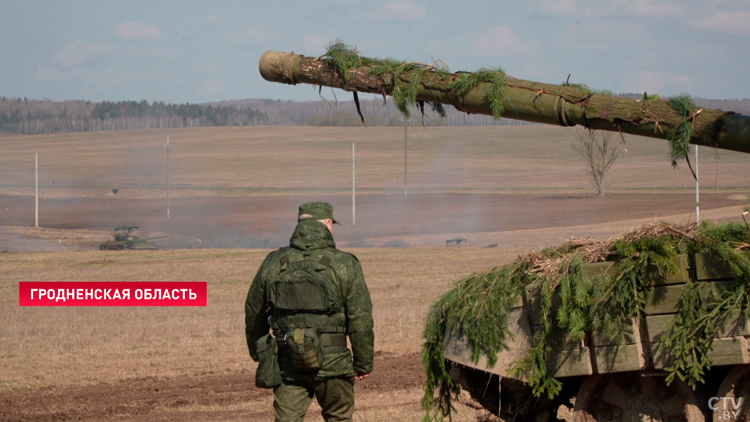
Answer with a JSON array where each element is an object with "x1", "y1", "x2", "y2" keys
[{"x1": 571, "y1": 128, "x2": 625, "y2": 197}]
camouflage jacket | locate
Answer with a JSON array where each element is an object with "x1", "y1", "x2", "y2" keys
[{"x1": 245, "y1": 219, "x2": 374, "y2": 380}]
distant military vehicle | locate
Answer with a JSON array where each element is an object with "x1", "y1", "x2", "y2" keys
[{"x1": 99, "y1": 226, "x2": 166, "y2": 250}]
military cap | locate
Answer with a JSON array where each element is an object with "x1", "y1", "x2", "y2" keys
[{"x1": 298, "y1": 201, "x2": 340, "y2": 224}]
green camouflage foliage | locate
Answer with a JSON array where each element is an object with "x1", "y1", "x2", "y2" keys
[{"x1": 421, "y1": 221, "x2": 750, "y2": 421}]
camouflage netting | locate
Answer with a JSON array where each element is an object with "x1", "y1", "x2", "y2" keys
[{"x1": 421, "y1": 221, "x2": 750, "y2": 421}]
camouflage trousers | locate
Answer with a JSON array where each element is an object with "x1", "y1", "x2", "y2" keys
[{"x1": 273, "y1": 377, "x2": 355, "y2": 422}]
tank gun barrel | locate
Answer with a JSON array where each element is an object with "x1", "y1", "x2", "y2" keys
[
  {"x1": 259, "y1": 50, "x2": 750, "y2": 155},
  {"x1": 142, "y1": 236, "x2": 168, "y2": 241}
]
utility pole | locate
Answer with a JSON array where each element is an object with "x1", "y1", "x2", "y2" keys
[
  {"x1": 35, "y1": 152, "x2": 38, "y2": 227},
  {"x1": 404, "y1": 123, "x2": 408, "y2": 198},
  {"x1": 351, "y1": 143, "x2": 359, "y2": 225},
  {"x1": 166, "y1": 136, "x2": 170, "y2": 219},
  {"x1": 695, "y1": 145, "x2": 700, "y2": 222}
]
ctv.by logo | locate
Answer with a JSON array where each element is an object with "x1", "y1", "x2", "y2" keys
[{"x1": 709, "y1": 397, "x2": 744, "y2": 420}]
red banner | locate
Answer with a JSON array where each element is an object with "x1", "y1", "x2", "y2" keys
[{"x1": 19, "y1": 282, "x2": 207, "y2": 306}]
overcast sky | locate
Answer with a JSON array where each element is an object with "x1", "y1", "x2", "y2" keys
[{"x1": 1, "y1": 0, "x2": 748, "y2": 104}]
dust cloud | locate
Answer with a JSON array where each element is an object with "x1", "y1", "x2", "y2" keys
[{"x1": 2, "y1": 128, "x2": 746, "y2": 252}]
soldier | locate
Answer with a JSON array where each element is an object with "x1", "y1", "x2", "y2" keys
[{"x1": 245, "y1": 202, "x2": 374, "y2": 422}]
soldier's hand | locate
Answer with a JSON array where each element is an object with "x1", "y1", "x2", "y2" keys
[{"x1": 355, "y1": 371, "x2": 369, "y2": 381}]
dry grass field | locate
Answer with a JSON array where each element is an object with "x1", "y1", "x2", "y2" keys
[
  {"x1": 1, "y1": 247, "x2": 523, "y2": 421},
  {"x1": 1, "y1": 125, "x2": 749, "y2": 421}
]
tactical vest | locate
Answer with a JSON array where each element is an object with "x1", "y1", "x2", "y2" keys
[
  {"x1": 269, "y1": 249, "x2": 341, "y2": 315},
  {"x1": 267, "y1": 248, "x2": 346, "y2": 353}
]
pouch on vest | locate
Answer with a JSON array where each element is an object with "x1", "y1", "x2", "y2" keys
[
  {"x1": 284, "y1": 327, "x2": 325, "y2": 372},
  {"x1": 255, "y1": 334, "x2": 282, "y2": 388}
]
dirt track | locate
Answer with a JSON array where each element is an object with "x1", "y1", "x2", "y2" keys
[{"x1": 0, "y1": 353, "x2": 423, "y2": 422}]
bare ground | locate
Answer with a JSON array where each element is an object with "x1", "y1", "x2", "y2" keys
[
  {"x1": 1, "y1": 192, "x2": 747, "y2": 422},
  {"x1": 0, "y1": 352, "x2": 423, "y2": 422}
]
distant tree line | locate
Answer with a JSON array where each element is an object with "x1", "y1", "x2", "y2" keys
[
  {"x1": 218, "y1": 96, "x2": 750, "y2": 127},
  {"x1": 214, "y1": 97, "x2": 539, "y2": 127},
  {"x1": 0, "y1": 97, "x2": 267, "y2": 134},
  {"x1": 3, "y1": 94, "x2": 748, "y2": 134}
]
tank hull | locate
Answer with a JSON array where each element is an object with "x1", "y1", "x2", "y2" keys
[
  {"x1": 443, "y1": 253, "x2": 749, "y2": 420},
  {"x1": 99, "y1": 240, "x2": 157, "y2": 250}
]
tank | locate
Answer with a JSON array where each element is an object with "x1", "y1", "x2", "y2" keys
[
  {"x1": 258, "y1": 44, "x2": 750, "y2": 421},
  {"x1": 99, "y1": 226, "x2": 165, "y2": 250},
  {"x1": 426, "y1": 222, "x2": 750, "y2": 421}
]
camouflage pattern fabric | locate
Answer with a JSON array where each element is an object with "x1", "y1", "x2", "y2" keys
[
  {"x1": 273, "y1": 378, "x2": 355, "y2": 422},
  {"x1": 245, "y1": 219, "x2": 374, "y2": 381}
]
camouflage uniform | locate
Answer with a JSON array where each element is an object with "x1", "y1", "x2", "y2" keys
[{"x1": 245, "y1": 204, "x2": 374, "y2": 422}]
